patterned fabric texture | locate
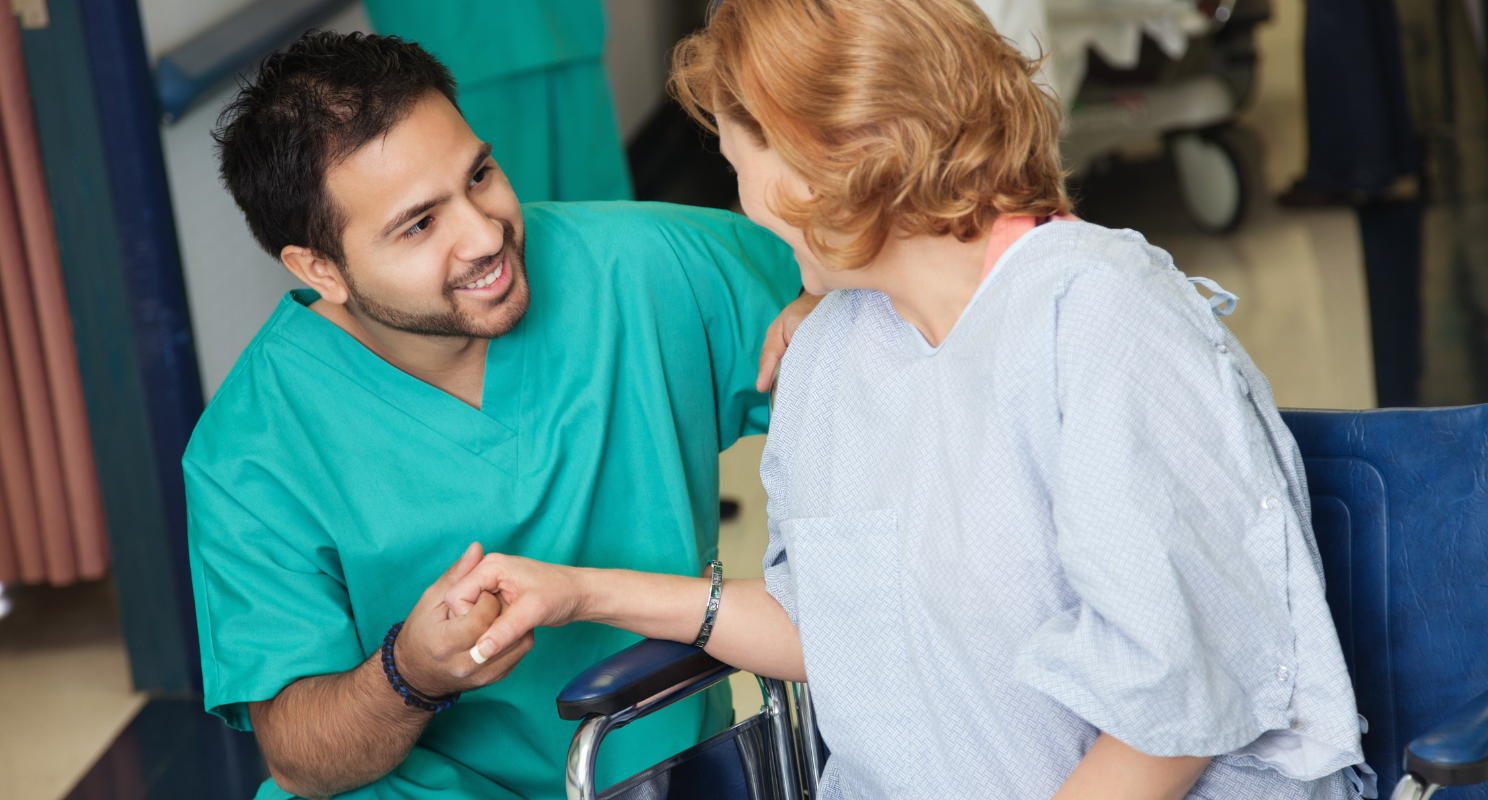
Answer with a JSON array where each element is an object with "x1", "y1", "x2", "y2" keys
[{"x1": 760, "y1": 221, "x2": 1369, "y2": 799}]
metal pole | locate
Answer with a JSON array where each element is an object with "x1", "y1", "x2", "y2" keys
[{"x1": 764, "y1": 679, "x2": 802, "y2": 800}]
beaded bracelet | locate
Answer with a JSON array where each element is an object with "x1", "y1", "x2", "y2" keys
[
  {"x1": 381, "y1": 622, "x2": 460, "y2": 713},
  {"x1": 692, "y1": 560, "x2": 723, "y2": 647}
]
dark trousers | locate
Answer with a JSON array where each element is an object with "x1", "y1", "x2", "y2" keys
[
  {"x1": 1358, "y1": 201, "x2": 1425, "y2": 408},
  {"x1": 1302, "y1": 0, "x2": 1419, "y2": 195},
  {"x1": 1303, "y1": 0, "x2": 1424, "y2": 405}
]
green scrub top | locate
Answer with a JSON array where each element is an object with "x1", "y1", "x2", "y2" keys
[
  {"x1": 363, "y1": 0, "x2": 631, "y2": 203},
  {"x1": 184, "y1": 202, "x2": 799, "y2": 799}
]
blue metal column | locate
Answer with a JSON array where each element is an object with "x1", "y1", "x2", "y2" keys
[{"x1": 20, "y1": 0, "x2": 204, "y2": 692}]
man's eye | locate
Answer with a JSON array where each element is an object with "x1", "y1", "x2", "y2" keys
[
  {"x1": 472, "y1": 166, "x2": 489, "y2": 186},
  {"x1": 406, "y1": 216, "x2": 433, "y2": 237}
]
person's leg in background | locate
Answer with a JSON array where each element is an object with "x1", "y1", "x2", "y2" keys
[
  {"x1": 409, "y1": 61, "x2": 634, "y2": 205},
  {"x1": 1358, "y1": 201, "x2": 1425, "y2": 407},
  {"x1": 1298, "y1": 0, "x2": 1418, "y2": 198},
  {"x1": 548, "y1": 58, "x2": 635, "y2": 203},
  {"x1": 361, "y1": 0, "x2": 632, "y2": 204},
  {"x1": 458, "y1": 71, "x2": 555, "y2": 203},
  {"x1": 1288, "y1": 0, "x2": 1424, "y2": 405},
  {"x1": 460, "y1": 60, "x2": 635, "y2": 204}
]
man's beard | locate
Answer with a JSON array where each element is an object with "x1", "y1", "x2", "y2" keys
[{"x1": 345, "y1": 219, "x2": 531, "y2": 339}]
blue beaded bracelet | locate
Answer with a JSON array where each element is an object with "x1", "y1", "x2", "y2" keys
[{"x1": 381, "y1": 622, "x2": 460, "y2": 713}]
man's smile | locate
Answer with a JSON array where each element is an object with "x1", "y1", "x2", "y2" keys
[{"x1": 455, "y1": 249, "x2": 511, "y2": 298}]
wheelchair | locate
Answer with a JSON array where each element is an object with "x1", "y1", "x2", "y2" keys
[{"x1": 557, "y1": 406, "x2": 1488, "y2": 800}]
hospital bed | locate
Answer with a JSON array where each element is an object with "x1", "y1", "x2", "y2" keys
[
  {"x1": 1050, "y1": 0, "x2": 1272, "y2": 234},
  {"x1": 557, "y1": 404, "x2": 1488, "y2": 799}
]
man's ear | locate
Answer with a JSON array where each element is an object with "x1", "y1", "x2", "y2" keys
[{"x1": 281, "y1": 245, "x2": 350, "y2": 305}]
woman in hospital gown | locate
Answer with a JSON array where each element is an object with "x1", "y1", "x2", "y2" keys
[{"x1": 446, "y1": 1, "x2": 1371, "y2": 797}]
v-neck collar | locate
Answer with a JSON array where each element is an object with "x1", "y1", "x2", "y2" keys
[
  {"x1": 899, "y1": 219, "x2": 1063, "y2": 357},
  {"x1": 271, "y1": 290, "x2": 518, "y2": 472}
]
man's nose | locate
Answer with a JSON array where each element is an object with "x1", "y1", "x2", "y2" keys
[{"x1": 451, "y1": 200, "x2": 505, "y2": 263}]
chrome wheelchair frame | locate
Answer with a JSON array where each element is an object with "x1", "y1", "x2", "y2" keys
[{"x1": 558, "y1": 639, "x2": 804, "y2": 800}]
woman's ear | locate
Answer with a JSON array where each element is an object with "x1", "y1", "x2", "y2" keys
[{"x1": 281, "y1": 245, "x2": 351, "y2": 305}]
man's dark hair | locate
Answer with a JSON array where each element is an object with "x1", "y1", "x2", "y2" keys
[{"x1": 215, "y1": 31, "x2": 458, "y2": 267}]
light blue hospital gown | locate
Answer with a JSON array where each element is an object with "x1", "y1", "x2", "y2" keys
[{"x1": 760, "y1": 221, "x2": 1371, "y2": 799}]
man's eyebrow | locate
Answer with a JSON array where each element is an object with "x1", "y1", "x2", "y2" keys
[
  {"x1": 469, "y1": 142, "x2": 494, "y2": 179},
  {"x1": 375, "y1": 144, "x2": 495, "y2": 242},
  {"x1": 378, "y1": 192, "x2": 450, "y2": 242}
]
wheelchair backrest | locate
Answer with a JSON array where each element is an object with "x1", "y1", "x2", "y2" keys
[{"x1": 1282, "y1": 406, "x2": 1488, "y2": 793}]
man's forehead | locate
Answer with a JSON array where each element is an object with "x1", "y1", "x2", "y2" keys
[{"x1": 328, "y1": 95, "x2": 480, "y2": 216}]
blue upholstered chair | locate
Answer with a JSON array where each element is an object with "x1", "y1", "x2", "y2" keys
[
  {"x1": 1283, "y1": 407, "x2": 1488, "y2": 799},
  {"x1": 557, "y1": 407, "x2": 1488, "y2": 800}
]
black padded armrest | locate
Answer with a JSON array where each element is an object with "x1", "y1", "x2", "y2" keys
[
  {"x1": 556, "y1": 639, "x2": 726, "y2": 721},
  {"x1": 1406, "y1": 689, "x2": 1488, "y2": 787}
]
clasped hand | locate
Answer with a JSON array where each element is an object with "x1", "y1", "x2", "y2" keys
[
  {"x1": 444, "y1": 552, "x2": 591, "y2": 663},
  {"x1": 394, "y1": 543, "x2": 535, "y2": 698}
]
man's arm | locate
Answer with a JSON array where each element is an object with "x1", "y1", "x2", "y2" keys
[
  {"x1": 249, "y1": 656, "x2": 429, "y2": 799},
  {"x1": 249, "y1": 545, "x2": 532, "y2": 799},
  {"x1": 652, "y1": 207, "x2": 802, "y2": 442},
  {"x1": 1052, "y1": 733, "x2": 1211, "y2": 800}
]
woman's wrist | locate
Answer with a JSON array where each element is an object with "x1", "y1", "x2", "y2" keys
[
  {"x1": 568, "y1": 562, "x2": 616, "y2": 624},
  {"x1": 571, "y1": 568, "x2": 713, "y2": 644}
]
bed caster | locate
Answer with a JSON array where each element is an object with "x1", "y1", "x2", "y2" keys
[{"x1": 1170, "y1": 127, "x2": 1251, "y2": 235}]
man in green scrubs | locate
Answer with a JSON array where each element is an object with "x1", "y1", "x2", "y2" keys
[
  {"x1": 188, "y1": 33, "x2": 801, "y2": 799},
  {"x1": 362, "y1": 0, "x2": 633, "y2": 203}
]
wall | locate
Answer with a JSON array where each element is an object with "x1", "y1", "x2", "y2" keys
[
  {"x1": 139, "y1": 0, "x2": 257, "y2": 57},
  {"x1": 605, "y1": 0, "x2": 675, "y2": 141},
  {"x1": 145, "y1": 2, "x2": 369, "y2": 397}
]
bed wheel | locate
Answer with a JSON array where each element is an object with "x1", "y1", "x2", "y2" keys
[{"x1": 1170, "y1": 127, "x2": 1251, "y2": 235}]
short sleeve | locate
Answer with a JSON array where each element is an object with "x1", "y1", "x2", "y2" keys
[
  {"x1": 757, "y1": 383, "x2": 803, "y2": 623},
  {"x1": 1011, "y1": 259, "x2": 1297, "y2": 757},
  {"x1": 186, "y1": 461, "x2": 365, "y2": 730},
  {"x1": 760, "y1": 512, "x2": 798, "y2": 624},
  {"x1": 657, "y1": 207, "x2": 801, "y2": 447}
]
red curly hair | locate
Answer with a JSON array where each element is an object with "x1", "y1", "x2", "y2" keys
[{"x1": 671, "y1": 0, "x2": 1072, "y2": 269}]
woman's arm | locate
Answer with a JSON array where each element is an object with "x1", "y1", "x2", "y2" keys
[
  {"x1": 446, "y1": 555, "x2": 807, "y2": 682},
  {"x1": 1052, "y1": 733, "x2": 1210, "y2": 800}
]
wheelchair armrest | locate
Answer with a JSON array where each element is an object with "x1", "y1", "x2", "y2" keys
[
  {"x1": 557, "y1": 638, "x2": 727, "y2": 721},
  {"x1": 1406, "y1": 688, "x2": 1488, "y2": 787}
]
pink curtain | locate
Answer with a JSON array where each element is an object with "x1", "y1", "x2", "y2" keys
[{"x1": 0, "y1": 9, "x2": 109, "y2": 586}]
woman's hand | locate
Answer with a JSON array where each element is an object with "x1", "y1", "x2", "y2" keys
[
  {"x1": 445, "y1": 552, "x2": 590, "y2": 664},
  {"x1": 1052, "y1": 733, "x2": 1210, "y2": 800},
  {"x1": 757, "y1": 292, "x2": 823, "y2": 392}
]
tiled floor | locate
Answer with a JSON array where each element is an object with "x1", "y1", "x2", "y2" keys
[
  {"x1": 63, "y1": 699, "x2": 265, "y2": 800},
  {"x1": 0, "y1": 581, "x2": 146, "y2": 800}
]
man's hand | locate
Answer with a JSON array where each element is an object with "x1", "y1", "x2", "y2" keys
[
  {"x1": 394, "y1": 543, "x2": 533, "y2": 696},
  {"x1": 446, "y1": 553, "x2": 589, "y2": 663},
  {"x1": 757, "y1": 292, "x2": 823, "y2": 392},
  {"x1": 248, "y1": 543, "x2": 533, "y2": 799}
]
